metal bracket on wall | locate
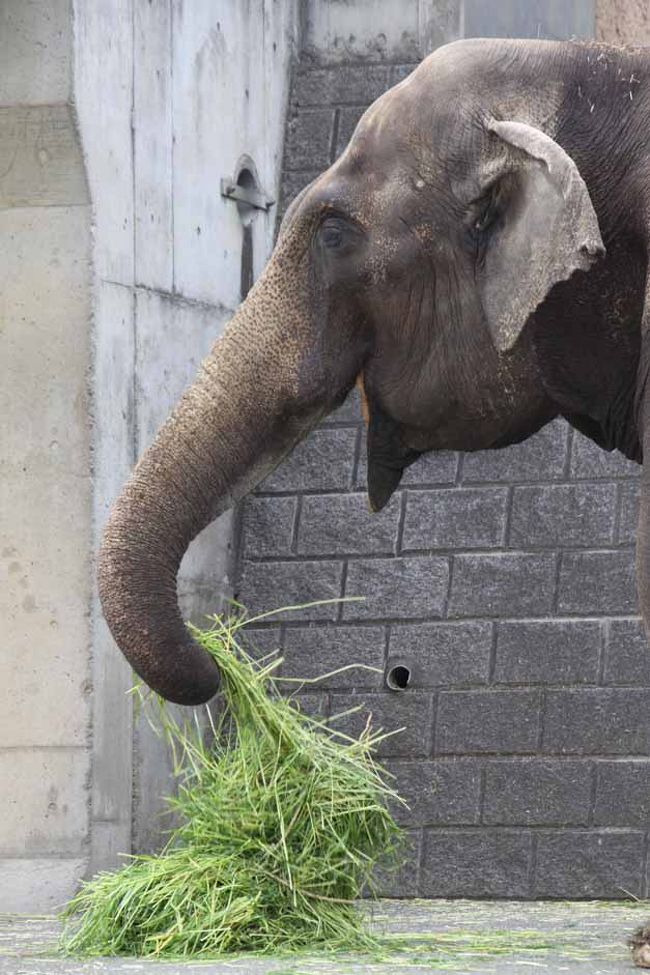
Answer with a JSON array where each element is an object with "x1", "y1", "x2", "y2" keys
[
  {"x1": 222, "y1": 155, "x2": 272, "y2": 300},
  {"x1": 221, "y1": 153, "x2": 274, "y2": 215},
  {"x1": 220, "y1": 178, "x2": 274, "y2": 212}
]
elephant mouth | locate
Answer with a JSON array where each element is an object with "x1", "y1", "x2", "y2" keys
[{"x1": 357, "y1": 371, "x2": 421, "y2": 511}]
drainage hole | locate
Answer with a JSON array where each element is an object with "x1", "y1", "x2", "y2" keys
[{"x1": 386, "y1": 664, "x2": 411, "y2": 691}]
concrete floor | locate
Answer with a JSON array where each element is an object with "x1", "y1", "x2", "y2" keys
[{"x1": 1, "y1": 900, "x2": 646, "y2": 974}]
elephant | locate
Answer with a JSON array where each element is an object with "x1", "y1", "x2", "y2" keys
[{"x1": 100, "y1": 36, "x2": 648, "y2": 708}]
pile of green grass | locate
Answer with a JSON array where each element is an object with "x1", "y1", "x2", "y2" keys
[{"x1": 61, "y1": 608, "x2": 403, "y2": 958}]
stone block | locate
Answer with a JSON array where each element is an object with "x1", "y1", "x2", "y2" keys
[
  {"x1": 604, "y1": 618, "x2": 650, "y2": 685},
  {"x1": 278, "y1": 168, "x2": 322, "y2": 213},
  {"x1": 557, "y1": 550, "x2": 637, "y2": 614},
  {"x1": 297, "y1": 493, "x2": 400, "y2": 556},
  {"x1": 237, "y1": 560, "x2": 344, "y2": 621},
  {"x1": 402, "y1": 450, "x2": 459, "y2": 486},
  {"x1": 421, "y1": 829, "x2": 532, "y2": 897},
  {"x1": 241, "y1": 496, "x2": 297, "y2": 558},
  {"x1": 618, "y1": 480, "x2": 640, "y2": 544},
  {"x1": 322, "y1": 386, "x2": 363, "y2": 425},
  {"x1": 534, "y1": 830, "x2": 645, "y2": 898},
  {"x1": 336, "y1": 105, "x2": 366, "y2": 156},
  {"x1": 343, "y1": 556, "x2": 450, "y2": 620},
  {"x1": 284, "y1": 109, "x2": 335, "y2": 170},
  {"x1": 357, "y1": 443, "x2": 457, "y2": 489},
  {"x1": 240, "y1": 626, "x2": 283, "y2": 661},
  {"x1": 509, "y1": 483, "x2": 617, "y2": 547},
  {"x1": 292, "y1": 64, "x2": 390, "y2": 107},
  {"x1": 388, "y1": 621, "x2": 492, "y2": 687},
  {"x1": 383, "y1": 759, "x2": 482, "y2": 826},
  {"x1": 494, "y1": 620, "x2": 601, "y2": 685},
  {"x1": 390, "y1": 64, "x2": 419, "y2": 85},
  {"x1": 542, "y1": 689, "x2": 650, "y2": 755},
  {"x1": 287, "y1": 692, "x2": 329, "y2": 720},
  {"x1": 280, "y1": 624, "x2": 385, "y2": 688},
  {"x1": 330, "y1": 691, "x2": 434, "y2": 757},
  {"x1": 461, "y1": 420, "x2": 568, "y2": 482},
  {"x1": 259, "y1": 428, "x2": 357, "y2": 492},
  {"x1": 448, "y1": 553, "x2": 556, "y2": 618},
  {"x1": 594, "y1": 760, "x2": 650, "y2": 826},
  {"x1": 483, "y1": 759, "x2": 592, "y2": 826},
  {"x1": 570, "y1": 432, "x2": 640, "y2": 478},
  {"x1": 402, "y1": 488, "x2": 508, "y2": 550},
  {"x1": 372, "y1": 830, "x2": 420, "y2": 898},
  {"x1": 435, "y1": 690, "x2": 541, "y2": 755}
]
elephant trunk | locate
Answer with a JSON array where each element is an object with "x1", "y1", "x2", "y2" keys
[{"x1": 98, "y1": 230, "x2": 355, "y2": 705}]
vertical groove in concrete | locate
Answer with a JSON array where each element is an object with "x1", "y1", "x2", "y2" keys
[{"x1": 74, "y1": 0, "x2": 137, "y2": 880}]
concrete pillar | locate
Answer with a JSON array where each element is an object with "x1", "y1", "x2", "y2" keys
[
  {"x1": 0, "y1": 0, "x2": 92, "y2": 911},
  {"x1": 73, "y1": 0, "x2": 301, "y2": 867},
  {"x1": 1, "y1": 0, "x2": 301, "y2": 908}
]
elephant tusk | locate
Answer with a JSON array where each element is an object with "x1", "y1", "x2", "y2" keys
[{"x1": 356, "y1": 371, "x2": 370, "y2": 427}]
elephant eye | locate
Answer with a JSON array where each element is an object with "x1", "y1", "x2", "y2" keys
[
  {"x1": 471, "y1": 180, "x2": 505, "y2": 240},
  {"x1": 320, "y1": 218, "x2": 345, "y2": 249},
  {"x1": 473, "y1": 195, "x2": 497, "y2": 235}
]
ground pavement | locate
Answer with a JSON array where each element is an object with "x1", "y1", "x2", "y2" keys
[{"x1": 1, "y1": 900, "x2": 646, "y2": 974}]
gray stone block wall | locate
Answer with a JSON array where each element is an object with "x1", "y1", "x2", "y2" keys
[{"x1": 234, "y1": 55, "x2": 650, "y2": 899}]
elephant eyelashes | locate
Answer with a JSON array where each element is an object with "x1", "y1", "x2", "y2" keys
[
  {"x1": 474, "y1": 200, "x2": 495, "y2": 234},
  {"x1": 322, "y1": 224, "x2": 343, "y2": 248},
  {"x1": 317, "y1": 215, "x2": 363, "y2": 256},
  {"x1": 467, "y1": 182, "x2": 504, "y2": 264},
  {"x1": 320, "y1": 215, "x2": 349, "y2": 249},
  {"x1": 472, "y1": 188, "x2": 500, "y2": 236}
]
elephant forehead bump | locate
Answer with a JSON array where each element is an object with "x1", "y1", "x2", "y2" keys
[{"x1": 371, "y1": 39, "x2": 565, "y2": 156}]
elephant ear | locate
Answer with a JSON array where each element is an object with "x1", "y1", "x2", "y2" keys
[{"x1": 479, "y1": 119, "x2": 605, "y2": 352}]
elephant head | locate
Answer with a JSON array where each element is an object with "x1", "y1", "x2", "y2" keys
[{"x1": 99, "y1": 38, "x2": 606, "y2": 704}]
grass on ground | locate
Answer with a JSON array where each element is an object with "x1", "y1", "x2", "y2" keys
[{"x1": 61, "y1": 604, "x2": 404, "y2": 958}]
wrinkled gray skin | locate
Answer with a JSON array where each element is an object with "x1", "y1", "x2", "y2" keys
[{"x1": 100, "y1": 38, "x2": 650, "y2": 710}]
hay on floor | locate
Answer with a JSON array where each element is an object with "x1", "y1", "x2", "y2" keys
[{"x1": 61, "y1": 609, "x2": 403, "y2": 958}]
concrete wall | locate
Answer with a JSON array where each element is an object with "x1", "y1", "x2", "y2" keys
[
  {"x1": 301, "y1": 0, "x2": 460, "y2": 63},
  {"x1": 300, "y1": 0, "x2": 594, "y2": 66},
  {"x1": 1, "y1": 0, "x2": 300, "y2": 910},
  {"x1": 73, "y1": 0, "x2": 301, "y2": 869},
  {"x1": 0, "y1": 0, "x2": 93, "y2": 911},
  {"x1": 238, "y1": 0, "x2": 650, "y2": 898}
]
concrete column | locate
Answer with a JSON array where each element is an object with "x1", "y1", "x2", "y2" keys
[
  {"x1": 73, "y1": 0, "x2": 301, "y2": 866},
  {"x1": 0, "y1": 0, "x2": 92, "y2": 911}
]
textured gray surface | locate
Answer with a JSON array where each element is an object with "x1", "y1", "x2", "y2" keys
[
  {"x1": 235, "y1": 9, "x2": 650, "y2": 899},
  {"x1": 0, "y1": 900, "x2": 644, "y2": 974},
  {"x1": 463, "y1": 0, "x2": 595, "y2": 40},
  {"x1": 0, "y1": 1, "x2": 93, "y2": 912}
]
